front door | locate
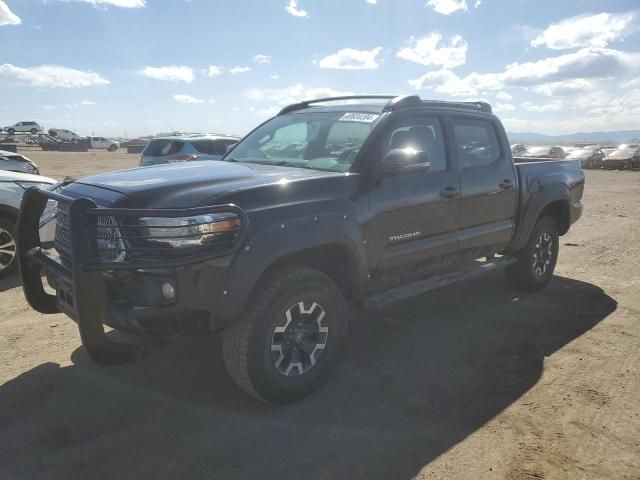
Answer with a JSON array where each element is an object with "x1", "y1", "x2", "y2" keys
[{"x1": 367, "y1": 113, "x2": 460, "y2": 285}]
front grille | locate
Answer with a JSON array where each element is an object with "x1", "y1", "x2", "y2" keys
[{"x1": 54, "y1": 201, "x2": 126, "y2": 265}]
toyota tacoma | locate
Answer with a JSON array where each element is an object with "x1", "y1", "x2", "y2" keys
[{"x1": 18, "y1": 95, "x2": 584, "y2": 403}]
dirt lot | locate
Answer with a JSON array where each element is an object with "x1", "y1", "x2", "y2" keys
[{"x1": 1, "y1": 150, "x2": 639, "y2": 480}]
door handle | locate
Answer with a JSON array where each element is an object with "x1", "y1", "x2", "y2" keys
[
  {"x1": 499, "y1": 179, "x2": 514, "y2": 191},
  {"x1": 439, "y1": 186, "x2": 459, "y2": 199}
]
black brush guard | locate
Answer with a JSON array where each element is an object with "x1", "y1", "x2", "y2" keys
[{"x1": 17, "y1": 187, "x2": 247, "y2": 365}]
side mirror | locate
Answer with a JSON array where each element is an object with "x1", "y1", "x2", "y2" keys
[{"x1": 379, "y1": 148, "x2": 431, "y2": 175}]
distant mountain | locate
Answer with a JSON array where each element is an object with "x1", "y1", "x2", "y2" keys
[{"x1": 507, "y1": 130, "x2": 640, "y2": 145}]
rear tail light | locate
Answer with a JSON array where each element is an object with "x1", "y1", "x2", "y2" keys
[{"x1": 165, "y1": 154, "x2": 198, "y2": 163}]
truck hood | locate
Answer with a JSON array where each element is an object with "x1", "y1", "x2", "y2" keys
[{"x1": 74, "y1": 161, "x2": 343, "y2": 208}]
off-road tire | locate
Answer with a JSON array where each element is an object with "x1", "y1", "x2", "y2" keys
[
  {"x1": 222, "y1": 265, "x2": 348, "y2": 404},
  {"x1": 506, "y1": 216, "x2": 559, "y2": 292},
  {"x1": 0, "y1": 217, "x2": 17, "y2": 279}
]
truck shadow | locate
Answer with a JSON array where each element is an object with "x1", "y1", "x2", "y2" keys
[{"x1": 0, "y1": 274, "x2": 616, "y2": 480}]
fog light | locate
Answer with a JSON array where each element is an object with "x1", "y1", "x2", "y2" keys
[{"x1": 161, "y1": 282, "x2": 176, "y2": 300}]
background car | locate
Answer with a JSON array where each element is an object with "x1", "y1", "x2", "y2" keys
[
  {"x1": 0, "y1": 170, "x2": 57, "y2": 278},
  {"x1": 89, "y1": 137, "x2": 120, "y2": 151},
  {"x1": 602, "y1": 148, "x2": 640, "y2": 170},
  {"x1": 48, "y1": 128, "x2": 83, "y2": 143},
  {"x1": 566, "y1": 147, "x2": 606, "y2": 169},
  {"x1": 520, "y1": 146, "x2": 567, "y2": 159},
  {"x1": 3, "y1": 121, "x2": 43, "y2": 135},
  {"x1": 140, "y1": 134, "x2": 241, "y2": 166},
  {"x1": 0, "y1": 149, "x2": 40, "y2": 175}
]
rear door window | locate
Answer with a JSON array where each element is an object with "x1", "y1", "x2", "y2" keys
[
  {"x1": 144, "y1": 140, "x2": 184, "y2": 156},
  {"x1": 191, "y1": 140, "x2": 234, "y2": 156},
  {"x1": 452, "y1": 119, "x2": 501, "y2": 169}
]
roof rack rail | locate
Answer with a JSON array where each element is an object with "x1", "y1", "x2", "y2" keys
[
  {"x1": 278, "y1": 95, "x2": 401, "y2": 115},
  {"x1": 277, "y1": 95, "x2": 493, "y2": 115}
]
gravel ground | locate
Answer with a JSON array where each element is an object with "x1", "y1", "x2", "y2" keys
[{"x1": 1, "y1": 150, "x2": 639, "y2": 480}]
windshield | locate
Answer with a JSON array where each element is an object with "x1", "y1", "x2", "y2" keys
[{"x1": 225, "y1": 111, "x2": 381, "y2": 172}]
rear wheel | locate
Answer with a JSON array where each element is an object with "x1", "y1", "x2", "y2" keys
[
  {"x1": 0, "y1": 218, "x2": 17, "y2": 279},
  {"x1": 223, "y1": 266, "x2": 347, "y2": 404},
  {"x1": 30, "y1": 128, "x2": 38, "y2": 134},
  {"x1": 506, "y1": 216, "x2": 559, "y2": 292}
]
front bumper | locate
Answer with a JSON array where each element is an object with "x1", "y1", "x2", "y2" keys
[{"x1": 17, "y1": 187, "x2": 247, "y2": 365}]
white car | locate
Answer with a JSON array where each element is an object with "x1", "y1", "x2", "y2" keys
[
  {"x1": 89, "y1": 136, "x2": 120, "y2": 151},
  {"x1": 48, "y1": 128, "x2": 83, "y2": 143},
  {"x1": 3, "y1": 121, "x2": 43, "y2": 135},
  {"x1": 0, "y1": 170, "x2": 57, "y2": 278}
]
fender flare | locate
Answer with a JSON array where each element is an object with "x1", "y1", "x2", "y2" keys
[{"x1": 213, "y1": 211, "x2": 368, "y2": 326}]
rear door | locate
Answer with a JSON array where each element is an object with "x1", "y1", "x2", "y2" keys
[
  {"x1": 450, "y1": 115, "x2": 518, "y2": 257},
  {"x1": 367, "y1": 112, "x2": 460, "y2": 283}
]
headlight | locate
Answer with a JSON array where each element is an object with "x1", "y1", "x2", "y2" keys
[{"x1": 137, "y1": 213, "x2": 241, "y2": 248}]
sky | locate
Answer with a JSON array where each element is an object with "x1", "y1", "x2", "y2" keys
[{"x1": 0, "y1": 0, "x2": 639, "y2": 138}]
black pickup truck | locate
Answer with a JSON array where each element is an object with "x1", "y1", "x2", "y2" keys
[{"x1": 18, "y1": 95, "x2": 584, "y2": 403}]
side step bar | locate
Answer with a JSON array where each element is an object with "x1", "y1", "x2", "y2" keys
[{"x1": 364, "y1": 255, "x2": 517, "y2": 309}]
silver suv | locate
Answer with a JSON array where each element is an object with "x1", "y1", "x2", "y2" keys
[
  {"x1": 0, "y1": 170, "x2": 56, "y2": 277},
  {"x1": 0, "y1": 149, "x2": 40, "y2": 175},
  {"x1": 3, "y1": 121, "x2": 43, "y2": 135}
]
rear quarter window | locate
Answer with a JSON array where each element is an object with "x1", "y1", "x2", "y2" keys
[{"x1": 144, "y1": 140, "x2": 184, "y2": 156}]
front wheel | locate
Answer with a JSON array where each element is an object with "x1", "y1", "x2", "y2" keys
[
  {"x1": 506, "y1": 216, "x2": 559, "y2": 292},
  {"x1": 223, "y1": 266, "x2": 347, "y2": 404},
  {"x1": 7, "y1": 128, "x2": 15, "y2": 135},
  {"x1": 107, "y1": 145, "x2": 117, "y2": 152},
  {"x1": 30, "y1": 128, "x2": 38, "y2": 134},
  {"x1": 0, "y1": 218, "x2": 17, "y2": 278}
]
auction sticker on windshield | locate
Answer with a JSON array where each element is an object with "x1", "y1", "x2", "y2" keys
[{"x1": 339, "y1": 112, "x2": 380, "y2": 123}]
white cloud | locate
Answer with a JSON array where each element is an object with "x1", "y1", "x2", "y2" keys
[
  {"x1": 0, "y1": 0, "x2": 20, "y2": 25},
  {"x1": 204, "y1": 65, "x2": 224, "y2": 77},
  {"x1": 409, "y1": 48, "x2": 640, "y2": 96},
  {"x1": 572, "y1": 90, "x2": 611, "y2": 109},
  {"x1": 229, "y1": 66, "x2": 251, "y2": 74},
  {"x1": 270, "y1": 74, "x2": 280, "y2": 80},
  {"x1": 520, "y1": 100, "x2": 564, "y2": 112},
  {"x1": 254, "y1": 54, "x2": 272, "y2": 64},
  {"x1": 42, "y1": 105, "x2": 56, "y2": 110},
  {"x1": 0, "y1": 64, "x2": 110, "y2": 88},
  {"x1": 426, "y1": 0, "x2": 467, "y2": 15},
  {"x1": 474, "y1": 0, "x2": 481, "y2": 7},
  {"x1": 366, "y1": 0, "x2": 377, "y2": 4},
  {"x1": 531, "y1": 78, "x2": 594, "y2": 96},
  {"x1": 138, "y1": 65, "x2": 193, "y2": 83},
  {"x1": 397, "y1": 33, "x2": 467, "y2": 68},
  {"x1": 285, "y1": 0, "x2": 308, "y2": 17},
  {"x1": 258, "y1": 106, "x2": 281, "y2": 117},
  {"x1": 495, "y1": 91, "x2": 512, "y2": 100},
  {"x1": 246, "y1": 83, "x2": 352, "y2": 104},
  {"x1": 173, "y1": 94, "x2": 204, "y2": 104},
  {"x1": 494, "y1": 103, "x2": 515, "y2": 112},
  {"x1": 80, "y1": 99, "x2": 96, "y2": 106},
  {"x1": 318, "y1": 47, "x2": 382, "y2": 70},
  {"x1": 64, "y1": 0, "x2": 145, "y2": 7},
  {"x1": 532, "y1": 12, "x2": 637, "y2": 50}
]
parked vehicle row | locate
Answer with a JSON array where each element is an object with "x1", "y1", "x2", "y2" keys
[
  {"x1": 2, "y1": 122, "x2": 120, "y2": 151},
  {"x1": 511, "y1": 143, "x2": 640, "y2": 170}
]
